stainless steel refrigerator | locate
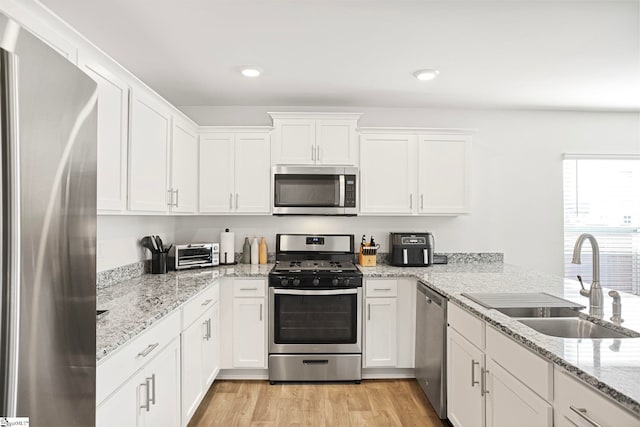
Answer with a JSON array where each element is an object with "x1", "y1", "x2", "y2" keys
[{"x1": 0, "y1": 11, "x2": 97, "y2": 427}]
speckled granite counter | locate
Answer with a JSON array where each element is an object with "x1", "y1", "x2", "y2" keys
[
  {"x1": 359, "y1": 263, "x2": 640, "y2": 417},
  {"x1": 98, "y1": 261, "x2": 640, "y2": 416},
  {"x1": 96, "y1": 264, "x2": 273, "y2": 361}
]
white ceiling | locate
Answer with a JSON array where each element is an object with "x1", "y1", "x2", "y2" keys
[{"x1": 39, "y1": 0, "x2": 640, "y2": 111}]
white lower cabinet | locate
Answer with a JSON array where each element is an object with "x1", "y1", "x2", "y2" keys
[
  {"x1": 97, "y1": 337, "x2": 180, "y2": 427},
  {"x1": 363, "y1": 279, "x2": 416, "y2": 371},
  {"x1": 447, "y1": 304, "x2": 552, "y2": 427},
  {"x1": 554, "y1": 368, "x2": 640, "y2": 427},
  {"x1": 364, "y1": 297, "x2": 397, "y2": 367},
  {"x1": 447, "y1": 328, "x2": 485, "y2": 427},
  {"x1": 232, "y1": 297, "x2": 266, "y2": 368},
  {"x1": 218, "y1": 278, "x2": 267, "y2": 370},
  {"x1": 485, "y1": 358, "x2": 552, "y2": 427}
]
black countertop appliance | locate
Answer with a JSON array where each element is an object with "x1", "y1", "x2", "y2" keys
[{"x1": 389, "y1": 232, "x2": 435, "y2": 267}]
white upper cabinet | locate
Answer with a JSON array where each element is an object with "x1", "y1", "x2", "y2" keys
[
  {"x1": 170, "y1": 116, "x2": 199, "y2": 213},
  {"x1": 360, "y1": 133, "x2": 417, "y2": 214},
  {"x1": 199, "y1": 127, "x2": 271, "y2": 214},
  {"x1": 359, "y1": 128, "x2": 472, "y2": 216},
  {"x1": 418, "y1": 135, "x2": 471, "y2": 214},
  {"x1": 128, "y1": 89, "x2": 171, "y2": 213},
  {"x1": 269, "y1": 113, "x2": 361, "y2": 166},
  {"x1": 78, "y1": 51, "x2": 130, "y2": 212}
]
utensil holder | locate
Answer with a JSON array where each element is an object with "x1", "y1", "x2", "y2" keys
[{"x1": 151, "y1": 252, "x2": 168, "y2": 274}]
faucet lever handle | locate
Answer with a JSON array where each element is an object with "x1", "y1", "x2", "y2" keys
[{"x1": 576, "y1": 275, "x2": 590, "y2": 297}]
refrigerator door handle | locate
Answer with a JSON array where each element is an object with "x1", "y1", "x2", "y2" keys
[{"x1": 0, "y1": 47, "x2": 21, "y2": 417}]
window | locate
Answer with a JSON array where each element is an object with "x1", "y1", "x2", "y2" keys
[{"x1": 563, "y1": 155, "x2": 640, "y2": 295}]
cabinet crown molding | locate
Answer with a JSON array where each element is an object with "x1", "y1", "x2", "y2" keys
[
  {"x1": 199, "y1": 126, "x2": 273, "y2": 134},
  {"x1": 358, "y1": 127, "x2": 477, "y2": 135},
  {"x1": 268, "y1": 112, "x2": 363, "y2": 121}
]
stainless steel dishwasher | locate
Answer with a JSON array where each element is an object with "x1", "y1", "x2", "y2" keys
[{"x1": 415, "y1": 281, "x2": 447, "y2": 419}]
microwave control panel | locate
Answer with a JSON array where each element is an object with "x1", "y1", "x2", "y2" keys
[{"x1": 345, "y1": 175, "x2": 357, "y2": 207}]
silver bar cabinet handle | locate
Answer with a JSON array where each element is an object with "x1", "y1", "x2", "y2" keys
[
  {"x1": 207, "y1": 318, "x2": 212, "y2": 340},
  {"x1": 471, "y1": 360, "x2": 480, "y2": 387},
  {"x1": 137, "y1": 342, "x2": 159, "y2": 357},
  {"x1": 409, "y1": 194, "x2": 413, "y2": 209},
  {"x1": 421, "y1": 194, "x2": 424, "y2": 210},
  {"x1": 174, "y1": 188, "x2": 179, "y2": 207},
  {"x1": 167, "y1": 188, "x2": 173, "y2": 207},
  {"x1": 235, "y1": 193, "x2": 239, "y2": 209},
  {"x1": 316, "y1": 145, "x2": 320, "y2": 162},
  {"x1": 149, "y1": 373, "x2": 156, "y2": 405},
  {"x1": 368, "y1": 303, "x2": 371, "y2": 320},
  {"x1": 481, "y1": 368, "x2": 490, "y2": 396},
  {"x1": 374, "y1": 288, "x2": 392, "y2": 291},
  {"x1": 229, "y1": 193, "x2": 233, "y2": 210},
  {"x1": 240, "y1": 287, "x2": 258, "y2": 291},
  {"x1": 259, "y1": 303, "x2": 263, "y2": 321},
  {"x1": 203, "y1": 320, "x2": 209, "y2": 339},
  {"x1": 140, "y1": 380, "x2": 150, "y2": 411},
  {"x1": 201, "y1": 298, "x2": 213, "y2": 306},
  {"x1": 569, "y1": 406, "x2": 603, "y2": 427},
  {"x1": 311, "y1": 145, "x2": 315, "y2": 161}
]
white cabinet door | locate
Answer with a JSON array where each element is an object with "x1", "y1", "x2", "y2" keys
[
  {"x1": 360, "y1": 134, "x2": 417, "y2": 214},
  {"x1": 199, "y1": 133, "x2": 234, "y2": 213},
  {"x1": 181, "y1": 311, "x2": 208, "y2": 426},
  {"x1": 170, "y1": 118, "x2": 198, "y2": 213},
  {"x1": 447, "y1": 328, "x2": 484, "y2": 427},
  {"x1": 315, "y1": 119, "x2": 357, "y2": 165},
  {"x1": 144, "y1": 338, "x2": 181, "y2": 427},
  {"x1": 485, "y1": 358, "x2": 552, "y2": 427},
  {"x1": 79, "y1": 54, "x2": 129, "y2": 212},
  {"x1": 418, "y1": 135, "x2": 471, "y2": 214},
  {"x1": 364, "y1": 298, "x2": 397, "y2": 367},
  {"x1": 96, "y1": 371, "x2": 141, "y2": 427},
  {"x1": 272, "y1": 119, "x2": 315, "y2": 165},
  {"x1": 128, "y1": 90, "x2": 170, "y2": 212},
  {"x1": 395, "y1": 279, "x2": 417, "y2": 368},
  {"x1": 202, "y1": 302, "x2": 220, "y2": 387},
  {"x1": 234, "y1": 133, "x2": 271, "y2": 213},
  {"x1": 232, "y1": 297, "x2": 266, "y2": 368}
]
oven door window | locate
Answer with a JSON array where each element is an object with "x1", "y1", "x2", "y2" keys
[
  {"x1": 274, "y1": 293, "x2": 357, "y2": 344},
  {"x1": 274, "y1": 174, "x2": 340, "y2": 207}
]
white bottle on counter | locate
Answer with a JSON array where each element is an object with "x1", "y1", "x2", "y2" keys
[{"x1": 250, "y1": 237, "x2": 259, "y2": 265}]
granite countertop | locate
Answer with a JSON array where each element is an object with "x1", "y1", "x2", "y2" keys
[
  {"x1": 96, "y1": 264, "x2": 273, "y2": 361},
  {"x1": 398, "y1": 263, "x2": 640, "y2": 417},
  {"x1": 97, "y1": 260, "x2": 640, "y2": 416}
]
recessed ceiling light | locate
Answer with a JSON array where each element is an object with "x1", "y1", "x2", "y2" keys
[
  {"x1": 241, "y1": 68, "x2": 262, "y2": 77},
  {"x1": 413, "y1": 69, "x2": 439, "y2": 81}
]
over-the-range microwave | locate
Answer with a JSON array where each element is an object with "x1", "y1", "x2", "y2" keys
[{"x1": 272, "y1": 166, "x2": 358, "y2": 216}]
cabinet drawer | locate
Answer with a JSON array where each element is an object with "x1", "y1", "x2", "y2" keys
[
  {"x1": 448, "y1": 303, "x2": 484, "y2": 349},
  {"x1": 365, "y1": 279, "x2": 398, "y2": 297},
  {"x1": 233, "y1": 278, "x2": 266, "y2": 297},
  {"x1": 555, "y1": 369, "x2": 640, "y2": 427},
  {"x1": 96, "y1": 309, "x2": 181, "y2": 405},
  {"x1": 182, "y1": 282, "x2": 219, "y2": 329},
  {"x1": 485, "y1": 325, "x2": 552, "y2": 401}
]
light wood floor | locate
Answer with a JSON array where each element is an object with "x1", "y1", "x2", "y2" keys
[{"x1": 188, "y1": 379, "x2": 447, "y2": 427}]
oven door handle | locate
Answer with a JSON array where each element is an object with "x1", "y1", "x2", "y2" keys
[{"x1": 272, "y1": 288, "x2": 358, "y2": 296}]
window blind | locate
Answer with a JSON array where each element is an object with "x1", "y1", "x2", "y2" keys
[{"x1": 563, "y1": 158, "x2": 640, "y2": 295}]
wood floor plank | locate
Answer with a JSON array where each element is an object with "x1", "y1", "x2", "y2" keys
[{"x1": 189, "y1": 379, "x2": 447, "y2": 427}]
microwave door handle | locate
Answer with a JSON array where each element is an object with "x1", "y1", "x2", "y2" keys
[{"x1": 339, "y1": 175, "x2": 345, "y2": 207}]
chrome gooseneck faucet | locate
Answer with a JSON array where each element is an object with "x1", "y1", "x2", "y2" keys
[{"x1": 572, "y1": 233, "x2": 603, "y2": 317}]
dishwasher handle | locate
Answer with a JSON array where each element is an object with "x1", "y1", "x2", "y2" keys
[{"x1": 417, "y1": 282, "x2": 445, "y2": 307}]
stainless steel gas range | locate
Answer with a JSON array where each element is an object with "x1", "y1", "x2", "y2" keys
[{"x1": 268, "y1": 234, "x2": 363, "y2": 383}]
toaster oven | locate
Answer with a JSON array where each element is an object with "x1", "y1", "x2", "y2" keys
[{"x1": 169, "y1": 243, "x2": 219, "y2": 270}]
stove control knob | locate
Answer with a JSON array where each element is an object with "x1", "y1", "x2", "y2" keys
[
  {"x1": 280, "y1": 278, "x2": 288, "y2": 286},
  {"x1": 332, "y1": 278, "x2": 339, "y2": 286},
  {"x1": 293, "y1": 278, "x2": 301, "y2": 286},
  {"x1": 312, "y1": 278, "x2": 320, "y2": 286}
]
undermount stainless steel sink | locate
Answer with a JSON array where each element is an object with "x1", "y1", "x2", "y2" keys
[
  {"x1": 517, "y1": 318, "x2": 636, "y2": 339},
  {"x1": 495, "y1": 306, "x2": 581, "y2": 318}
]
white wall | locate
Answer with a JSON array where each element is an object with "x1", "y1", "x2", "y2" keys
[
  {"x1": 97, "y1": 216, "x2": 175, "y2": 272},
  {"x1": 173, "y1": 106, "x2": 640, "y2": 276}
]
